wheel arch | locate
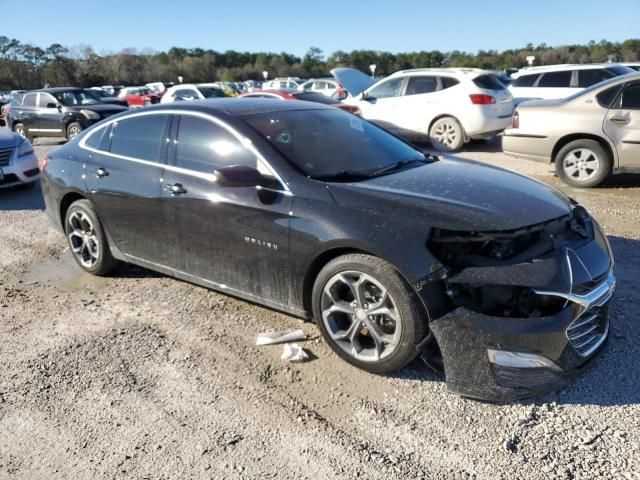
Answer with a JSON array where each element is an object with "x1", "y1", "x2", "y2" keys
[
  {"x1": 551, "y1": 133, "x2": 616, "y2": 167},
  {"x1": 59, "y1": 191, "x2": 88, "y2": 229}
]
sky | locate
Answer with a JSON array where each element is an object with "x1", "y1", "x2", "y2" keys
[{"x1": 1, "y1": 0, "x2": 638, "y2": 58}]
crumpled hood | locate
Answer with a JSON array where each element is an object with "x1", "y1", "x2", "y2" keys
[
  {"x1": 0, "y1": 127, "x2": 20, "y2": 147},
  {"x1": 326, "y1": 157, "x2": 573, "y2": 231}
]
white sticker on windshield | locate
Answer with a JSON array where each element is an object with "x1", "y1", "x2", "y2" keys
[{"x1": 349, "y1": 117, "x2": 364, "y2": 132}]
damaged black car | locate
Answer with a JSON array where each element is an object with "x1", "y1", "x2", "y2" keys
[{"x1": 40, "y1": 99, "x2": 615, "y2": 401}]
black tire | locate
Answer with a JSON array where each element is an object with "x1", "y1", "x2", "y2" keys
[
  {"x1": 64, "y1": 199, "x2": 120, "y2": 276},
  {"x1": 312, "y1": 253, "x2": 428, "y2": 374},
  {"x1": 555, "y1": 139, "x2": 612, "y2": 188},
  {"x1": 14, "y1": 123, "x2": 33, "y2": 143},
  {"x1": 66, "y1": 122, "x2": 83, "y2": 140},
  {"x1": 429, "y1": 116, "x2": 465, "y2": 152}
]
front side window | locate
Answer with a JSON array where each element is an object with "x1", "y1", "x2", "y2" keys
[
  {"x1": 367, "y1": 77, "x2": 404, "y2": 99},
  {"x1": 110, "y1": 114, "x2": 170, "y2": 162},
  {"x1": 578, "y1": 69, "x2": 615, "y2": 88},
  {"x1": 620, "y1": 83, "x2": 640, "y2": 109},
  {"x1": 243, "y1": 109, "x2": 427, "y2": 179},
  {"x1": 54, "y1": 90, "x2": 101, "y2": 106},
  {"x1": 175, "y1": 115, "x2": 257, "y2": 173},
  {"x1": 538, "y1": 71, "x2": 572, "y2": 88},
  {"x1": 38, "y1": 93, "x2": 57, "y2": 108},
  {"x1": 405, "y1": 76, "x2": 438, "y2": 96}
]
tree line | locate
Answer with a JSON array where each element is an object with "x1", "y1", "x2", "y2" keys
[{"x1": 1, "y1": 37, "x2": 639, "y2": 90}]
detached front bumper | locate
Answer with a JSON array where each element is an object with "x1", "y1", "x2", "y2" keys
[{"x1": 430, "y1": 271, "x2": 614, "y2": 401}]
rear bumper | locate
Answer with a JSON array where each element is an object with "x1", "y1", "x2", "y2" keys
[
  {"x1": 502, "y1": 131, "x2": 556, "y2": 163},
  {"x1": 464, "y1": 114, "x2": 513, "y2": 138}
]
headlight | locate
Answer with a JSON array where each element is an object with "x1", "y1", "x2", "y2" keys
[
  {"x1": 80, "y1": 109, "x2": 100, "y2": 120},
  {"x1": 17, "y1": 139, "x2": 34, "y2": 157}
]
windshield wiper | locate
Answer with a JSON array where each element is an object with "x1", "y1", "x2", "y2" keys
[{"x1": 367, "y1": 158, "x2": 429, "y2": 177}]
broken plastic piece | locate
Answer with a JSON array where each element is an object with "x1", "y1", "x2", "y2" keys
[
  {"x1": 255, "y1": 329, "x2": 306, "y2": 346},
  {"x1": 281, "y1": 343, "x2": 309, "y2": 363}
]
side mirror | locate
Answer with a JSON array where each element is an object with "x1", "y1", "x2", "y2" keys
[{"x1": 214, "y1": 164, "x2": 277, "y2": 188}]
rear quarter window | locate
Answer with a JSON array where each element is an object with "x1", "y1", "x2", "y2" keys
[
  {"x1": 85, "y1": 125, "x2": 113, "y2": 151},
  {"x1": 596, "y1": 85, "x2": 623, "y2": 108},
  {"x1": 473, "y1": 74, "x2": 506, "y2": 91},
  {"x1": 441, "y1": 77, "x2": 460, "y2": 89},
  {"x1": 512, "y1": 74, "x2": 539, "y2": 87}
]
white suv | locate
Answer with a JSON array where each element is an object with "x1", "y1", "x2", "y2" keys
[
  {"x1": 333, "y1": 67, "x2": 514, "y2": 151},
  {"x1": 298, "y1": 78, "x2": 340, "y2": 97},
  {"x1": 509, "y1": 64, "x2": 633, "y2": 102}
]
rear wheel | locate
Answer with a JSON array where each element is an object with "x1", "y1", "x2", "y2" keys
[
  {"x1": 14, "y1": 123, "x2": 33, "y2": 143},
  {"x1": 429, "y1": 116, "x2": 465, "y2": 152},
  {"x1": 312, "y1": 254, "x2": 428, "y2": 374},
  {"x1": 555, "y1": 139, "x2": 612, "y2": 188},
  {"x1": 65, "y1": 199, "x2": 120, "y2": 275}
]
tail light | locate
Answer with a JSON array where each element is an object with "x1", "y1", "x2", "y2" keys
[
  {"x1": 512, "y1": 110, "x2": 520, "y2": 129},
  {"x1": 38, "y1": 155, "x2": 51, "y2": 172},
  {"x1": 469, "y1": 94, "x2": 496, "y2": 105}
]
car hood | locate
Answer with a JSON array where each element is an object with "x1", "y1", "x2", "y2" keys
[
  {"x1": 326, "y1": 157, "x2": 573, "y2": 231},
  {"x1": 0, "y1": 126, "x2": 19, "y2": 147},
  {"x1": 330, "y1": 67, "x2": 375, "y2": 97}
]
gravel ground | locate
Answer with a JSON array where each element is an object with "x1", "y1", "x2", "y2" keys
[{"x1": 0, "y1": 138, "x2": 639, "y2": 479}]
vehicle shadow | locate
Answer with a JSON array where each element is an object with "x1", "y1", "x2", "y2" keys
[
  {"x1": 0, "y1": 182, "x2": 45, "y2": 211},
  {"x1": 388, "y1": 234, "x2": 639, "y2": 407}
]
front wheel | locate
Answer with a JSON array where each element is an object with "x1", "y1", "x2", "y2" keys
[
  {"x1": 66, "y1": 122, "x2": 83, "y2": 140},
  {"x1": 65, "y1": 199, "x2": 120, "y2": 275},
  {"x1": 429, "y1": 116, "x2": 465, "y2": 152},
  {"x1": 555, "y1": 139, "x2": 612, "y2": 188},
  {"x1": 312, "y1": 254, "x2": 428, "y2": 374}
]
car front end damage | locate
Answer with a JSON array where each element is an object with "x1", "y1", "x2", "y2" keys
[{"x1": 417, "y1": 205, "x2": 615, "y2": 401}]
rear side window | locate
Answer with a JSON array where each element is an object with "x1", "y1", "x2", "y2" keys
[
  {"x1": 174, "y1": 115, "x2": 257, "y2": 173},
  {"x1": 473, "y1": 74, "x2": 506, "y2": 91},
  {"x1": 596, "y1": 85, "x2": 623, "y2": 108},
  {"x1": 405, "y1": 76, "x2": 438, "y2": 95},
  {"x1": 578, "y1": 69, "x2": 614, "y2": 88},
  {"x1": 620, "y1": 83, "x2": 640, "y2": 109},
  {"x1": 538, "y1": 71, "x2": 572, "y2": 88},
  {"x1": 110, "y1": 114, "x2": 170, "y2": 162},
  {"x1": 85, "y1": 124, "x2": 113, "y2": 151},
  {"x1": 512, "y1": 74, "x2": 539, "y2": 87},
  {"x1": 441, "y1": 77, "x2": 460, "y2": 89},
  {"x1": 23, "y1": 93, "x2": 37, "y2": 107}
]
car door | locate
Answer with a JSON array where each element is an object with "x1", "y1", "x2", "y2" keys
[
  {"x1": 358, "y1": 76, "x2": 406, "y2": 132},
  {"x1": 83, "y1": 112, "x2": 173, "y2": 265},
  {"x1": 37, "y1": 92, "x2": 65, "y2": 134},
  {"x1": 603, "y1": 81, "x2": 640, "y2": 169},
  {"x1": 161, "y1": 112, "x2": 293, "y2": 302},
  {"x1": 386, "y1": 75, "x2": 441, "y2": 134},
  {"x1": 20, "y1": 93, "x2": 39, "y2": 132}
]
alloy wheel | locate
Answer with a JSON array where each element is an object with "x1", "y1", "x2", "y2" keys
[
  {"x1": 15, "y1": 125, "x2": 26, "y2": 138},
  {"x1": 67, "y1": 211, "x2": 100, "y2": 268},
  {"x1": 432, "y1": 121, "x2": 458, "y2": 148},
  {"x1": 563, "y1": 148, "x2": 599, "y2": 182},
  {"x1": 321, "y1": 271, "x2": 402, "y2": 362},
  {"x1": 68, "y1": 125, "x2": 82, "y2": 139}
]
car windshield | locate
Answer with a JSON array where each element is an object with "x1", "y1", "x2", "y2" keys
[
  {"x1": 243, "y1": 108, "x2": 429, "y2": 180},
  {"x1": 54, "y1": 91, "x2": 101, "y2": 106}
]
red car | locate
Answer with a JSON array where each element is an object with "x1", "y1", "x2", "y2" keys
[
  {"x1": 118, "y1": 86, "x2": 160, "y2": 108},
  {"x1": 238, "y1": 89, "x2": 361, "y2": 115}
]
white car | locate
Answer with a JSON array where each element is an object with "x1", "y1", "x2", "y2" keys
[
  {"x1": 508, "y1": 64, "x2": 633, "y2": 102},
  {"x1": 262, "y1": 78, "x2": 301, "y2": 90},
  {"x1": 160, "y1": 84, "x2": 225, "y2": 103},
  {"x1": 0, "y1": 129, "x2": 38, "y2": 190},
  {"x1": 298, "y1": 78, "x2": 341, "y2": 97},
  {"x1": 333, "y1": 67, "x2": 514, "y2": 151}
]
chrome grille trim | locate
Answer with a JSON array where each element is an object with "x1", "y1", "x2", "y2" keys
[{"x1": 0, "y1": 148, "x2": 12, "y2": 166}]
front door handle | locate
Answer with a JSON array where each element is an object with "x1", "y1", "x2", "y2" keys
[
  {"x1": 609, "y1": 114, "x2": 630, "y2": 125},
  {"x1": 165, "y1": 183, "x2": 187, "y2": 196},
  {"x1": 96, "y1": 167, "x2": 109, "y2": 178}
]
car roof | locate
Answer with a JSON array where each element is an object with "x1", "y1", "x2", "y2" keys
[
  {"x1": 512, "y1": 63, "x2": 629, "y2": 77},
  {"x1": 32, "y1": 87, "x2": 82, "y2": 93},
  {"x1": 389, "y1": 67, "x2": 490, "y2": 79},
  {"x1": 143, "y1": 98, "x2": 334, "y2": 117}
]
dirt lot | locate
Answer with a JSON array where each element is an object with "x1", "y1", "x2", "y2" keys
[{"x1": 1, "y1": 138, "x2": 639, "y2": 480}]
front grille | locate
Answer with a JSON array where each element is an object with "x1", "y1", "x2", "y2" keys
[
  {"x1": 566, "y1": 301, "x2": 610, "y2": 357},
  {"x1": 0, "y1": 148, "x2": 13, "y2": 166},
  {"x1": 0, "y1": 173, "x2": 18, "y2": 185}
]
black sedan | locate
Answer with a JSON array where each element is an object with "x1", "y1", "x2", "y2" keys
[{"x1": 40, "y1": 99, "x2": 615, "y2": 401}]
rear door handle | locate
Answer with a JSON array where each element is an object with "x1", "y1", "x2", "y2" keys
[
  {"x1": 609, "y1": 115, "x2": 630, "y2": 125},
  {"x1": 165, "y1": 183, "x2": 187, "y2": 195},
  {"x1": 96, "y1": 167, "x2": 109, "y2": 178}
]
